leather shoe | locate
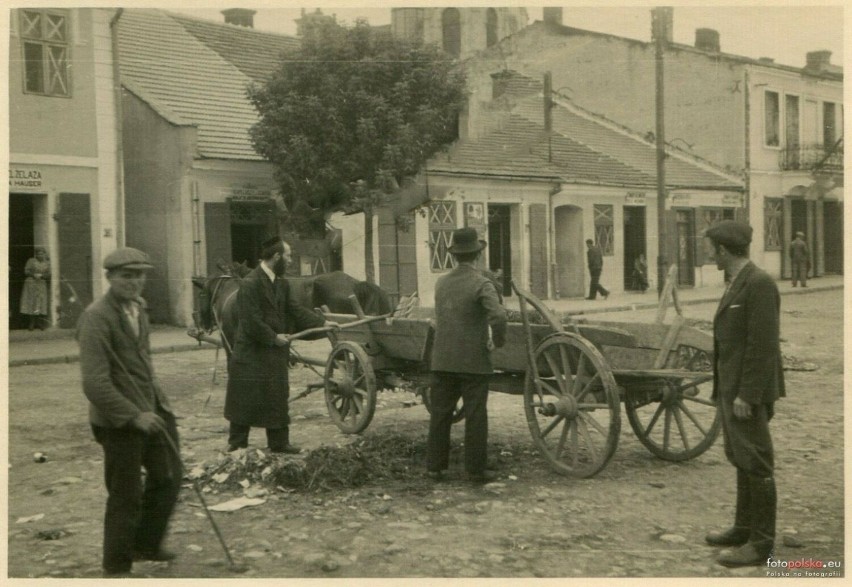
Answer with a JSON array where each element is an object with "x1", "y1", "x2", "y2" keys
[
  {"x1": 468, "y1": 469, "x2": 499, "y2": 484},
  {"x1": 134, "y1": 548, "x2": 177, "y2": 562},
  {"x1": 717, "y1": 541, "x2": 773, "y2": 567},
  {"x1": 705, "y1": 526, "x2": 750, "y2": 547},
  {"x1": 270, "y1": 444, "x2": 301, "y2": 454}
]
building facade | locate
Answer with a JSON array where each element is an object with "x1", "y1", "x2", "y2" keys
[
  {"x1": 9, "y1": 7, "x2": 123, "y2": 328},
  {"x1": 468, "y1": 10, "x2": 843, "y2": 279}
]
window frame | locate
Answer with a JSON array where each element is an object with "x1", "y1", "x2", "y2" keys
[
  {"x1": 20, "y1": 8, "x2": 72, "y2": 98},
  {"x1": 428, "y1": 200, "x2": 458, "y2": 272},
  {"x1": 593, "y1": 204, "x2": 614, "y2": 256},
  {"x1": 823, "y1": 101, "x2": 837, "y2": 148},
  {"x1": 764, "y1": 90, "x2": 780, "y2": 148},
  {"x1": 764, "y1": 198, "x2": 783, "y2": 251}
]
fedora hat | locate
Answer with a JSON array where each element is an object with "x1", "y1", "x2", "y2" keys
[{"x1": 448, "y1": 227, "x2": 486, "y2": 255}]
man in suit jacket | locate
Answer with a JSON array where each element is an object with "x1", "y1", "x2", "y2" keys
[
  {"x1": 585, "y1": 238, "x2": 609, "y2": 300},
  {"x1": 77, "y1": 247, "x2": 181, "y2": 577},
  {"x1": 427, "y1": 227, "x2": 508, "y2": 483},
  {"x1": 789, "y1": 231, "x2": 810, "y2": 287},
  {"x1": 703, "y1": 221, "x2": 785, "y2": 567},
  {"x1": 225, "y1": 237, "x2": 330, "y2": 454}
]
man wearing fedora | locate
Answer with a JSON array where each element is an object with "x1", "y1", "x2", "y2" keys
[
  {"x1": 789, "y1": 231, "x2": 809, "y2": 287},
  {"x1": 703, "y1": 220, "x2": 785, "y2": 567},
  {"x1": 427, "y1": 227, "x2": 507, "y2": 483},
  {"x1": 77, "y1": 247, "x2": 182, "y2": 577}
]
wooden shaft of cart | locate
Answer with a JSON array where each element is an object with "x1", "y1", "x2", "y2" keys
[{"x1": 284, "y1": 312, "x2": 393, "y2": 343}]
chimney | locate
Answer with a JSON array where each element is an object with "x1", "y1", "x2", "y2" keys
[
  {"x1": 651, "y1": 7, "x2": 673, "y2": 44},
  {"x1": 543, "y1": 7, "x2": 563, "y2": 26},
  {"x1": 221, "y1": 8, "x2": 256, "y2": 28},
  {"x1": 695, "y1": 28, "x2": 720, "y2": 52},
  {"x1": 806, "y1": 50, "x2": 832, "y2": 70}
]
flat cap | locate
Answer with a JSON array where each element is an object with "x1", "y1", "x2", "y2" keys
[
  {"x1": 705, "y1": 220, "x2": 752, "y2": 249},
  {"x1": 103, "y1": 247, "x2": 154, "y2": 271}
]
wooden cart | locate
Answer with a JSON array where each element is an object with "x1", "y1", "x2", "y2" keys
[{"x1": 309, "y1": 280, "x2": 718, "y2": 479}]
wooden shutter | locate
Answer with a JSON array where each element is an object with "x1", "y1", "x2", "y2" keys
[
  {"x1": 58, "y1": 193, "x2": 93, "y2": 328},
  {"x1": 204, "y1": 202, "x2": 232, "y2": 276},
  {"x1": 528, "y1": 203, "x2": 548, "y2": 298}
]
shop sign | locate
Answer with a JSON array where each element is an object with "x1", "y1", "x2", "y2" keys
[
  {"x1": 9, "y1": 167, "x2": 43, "y2": 190},
  {"x1": 625, "y1": 192, "x2": 646, "y2": 205},
  {"x1": 722, "y1": 193, "x2": 744, "y2": 207},
  {"x1": 670, "y1": 193, "x2": 692, "y2": 206},
  {"x1": 221, "y1": 185, "x2": 274, "y2": 200}
]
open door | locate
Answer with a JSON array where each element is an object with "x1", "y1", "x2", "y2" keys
[{"x1": 57, "y1": 193, "x2": 93, "y2": 328}]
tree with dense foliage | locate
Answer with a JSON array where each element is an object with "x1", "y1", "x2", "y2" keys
[{"x1": 248, "y1": 16, "x2": 467, "y2": 282}]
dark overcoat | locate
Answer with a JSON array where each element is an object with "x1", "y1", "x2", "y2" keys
[
  {"x1": 713, "y1": 262, "x2": 785, "y2": 474},
  {"x1": 587, "y1": 245, "x2": 604, "y2": 275},
  {"x1": 77, "y1": 291, "x2": 173, "y2": 428},
  {"x1": 225, "y1": 266, "x2": 324, "y2": 428}
]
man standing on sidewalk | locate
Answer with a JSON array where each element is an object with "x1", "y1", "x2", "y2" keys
[
  {"x1": 789, "y1": 231, "x2": 810, "y2": 287},
  {"x1": 77, "y1": 247, "x2": 181, "y2": 578},
  {"x1": 585, "y1": 238, "x2": 609, "y2": 300},
  {"x1": 703, "y1": 221, "x2": 785, "y2": 567},
  {"x1": 427, "y1": 228, "x2": 507, "y2": 483}
]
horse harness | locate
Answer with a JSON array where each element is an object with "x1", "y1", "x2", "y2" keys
[{"x1": 210, "y1": 274, "x2": 239, "y2": 356}]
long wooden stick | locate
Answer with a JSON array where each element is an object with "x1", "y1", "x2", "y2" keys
[{"x1": 285, "y1": 313, "x2": 392, "y2": 342}]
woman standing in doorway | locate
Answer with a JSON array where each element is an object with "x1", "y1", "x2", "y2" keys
[{"x1": 20, "y1": 247, "x2": 50, "y2": 330}]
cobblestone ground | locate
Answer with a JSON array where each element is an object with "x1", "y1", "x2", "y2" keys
[{"x1": 7, "y1": 289, "x2": 844, "y2": 579}]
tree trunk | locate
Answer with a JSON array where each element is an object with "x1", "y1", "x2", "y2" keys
[{"x1": 364, "y1": 209, "x2": 376, "y2": 284}]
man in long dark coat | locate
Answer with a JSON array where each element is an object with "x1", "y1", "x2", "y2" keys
[
  {"x1": 703, "y1": 220, "x2": 785, "y2": 567},
  {"x1": 225, "y1": 237, "x2": 328, "y2": 453},
  {"x1": 789, "y1": 231, "x2": 809, "y2": 287},
  {"x1": 585, "y1": 238, "x2": 609, "y2": 300}
]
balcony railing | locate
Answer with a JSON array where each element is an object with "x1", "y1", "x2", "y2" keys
[{"x1": 779, "y1": 142, "x2": 844, "y2": 172}]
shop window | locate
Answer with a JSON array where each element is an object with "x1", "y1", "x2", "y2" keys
[
  {"x1": 429, "y1": 200, "x2": 457, "y2": 271},
  {"x1": 764, "y1": 198, "x2": 782, "y2": 251},
  {"x1": 20, "y1": 9, "x2": 70, "y2": 97},
  {"x1": 764, "y1": 90, "x2": 779, "y2": 147},
  {"x1": 593, "y1": 204, "x2": 614, "y2": 256}
]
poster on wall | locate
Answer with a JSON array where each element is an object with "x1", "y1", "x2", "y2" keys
[{"x1": 464, "y1": 202, "x2": 486, "y2": 238}]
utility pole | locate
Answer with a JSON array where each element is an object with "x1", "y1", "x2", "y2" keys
[
  {"x1": 652, "y1": 7, "x2": 671, "y2": 297},
  {"x1": 544, "y1": 71, "x2": 553, "y2": 162}
]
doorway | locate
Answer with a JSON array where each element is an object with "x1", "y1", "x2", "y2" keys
[
  {"x1": 487, "y1": 204, "x2": 513, "y2": 297},
  {"x1": 790, "y1": 198, "x2": 814, "y2": 273},
  {"x1": 554, "y1": 205, "x2": 584, "y2": 298},
  {"x1": 823, "y1": 201, "x2": 843, "y2": 274},
  {"x1": 229, "y1": 199, "x2": 277, "y2": 268},
  {"x1": 9, "y1": 194, "x2": 36, "y2": 330},
  {"x1": 675, "y1": 209, "x2": 695, "y2": 287},
  {"x1": 623, "y1": 206, "x2": 647, "y2": 290}
]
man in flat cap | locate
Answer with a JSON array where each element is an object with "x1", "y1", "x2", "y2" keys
[
  {"x1": 427, "y1": 227, "x2": 507, "y2": 483},
  {"x1": 789, "y1": 231, "x2": 810, "y2": 287},
  {"x1": 77, "y1": 247, "x2": 181, "y2": 577},
  {"x1": 703, "y1": 220, "x2": 785, "y2": 567},
  {"x1": 225, "y1": 237, "x2": 331, "y2": 454}
]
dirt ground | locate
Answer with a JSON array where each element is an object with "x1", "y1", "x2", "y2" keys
[{"x1": 6, "y1": 289, "x2": 844, "y2": 579}]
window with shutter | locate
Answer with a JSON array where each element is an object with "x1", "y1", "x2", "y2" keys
[
  {"x1": 20, "y1": 9, "x2": 71, "y2": 97},
  {"x1": 764, "y1": 198, "x2": 783, "y2": 251},
  {"x1": 594, "y1": 204, "x2": 614, "y2": 256},
  {"x1": 429, "y1": 200, "x2": 457, "y2": 271}
]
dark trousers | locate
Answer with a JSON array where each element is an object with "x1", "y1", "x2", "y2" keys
[
  {"x1": 228, "y1": 422, "x2": 287, "y2": 451},
  {"x1": 588, "y1": 271, "x2": 609, "y2": 299},
  {"x1": 719, "y1": 399, "x2": 775, "y2": 478},
  {"x1": 791, "y1": 261, "x2": 808, "y2": 286},
  {"x1": 92, "y1": 410, "x2": 181, "y2": 574},
  {"x1": 427, "y1": 372, "x2": 489, "y2": 475}
]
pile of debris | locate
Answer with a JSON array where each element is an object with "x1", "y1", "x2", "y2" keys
[{"x1": 187, "y1": 432, "x2": 429, "y2": 494}]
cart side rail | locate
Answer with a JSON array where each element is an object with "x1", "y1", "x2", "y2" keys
[{"x1": 322, "y1": 313, "x2": 434, "y2": 363}]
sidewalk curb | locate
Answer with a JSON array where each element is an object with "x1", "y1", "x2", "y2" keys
[{"x1": 8, "y1": 283, "x2": 841, "y2": 368}]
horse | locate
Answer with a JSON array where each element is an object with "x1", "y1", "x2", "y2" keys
[{"x1": 192, "y1": 267, "x2": 393, "y2": 357}]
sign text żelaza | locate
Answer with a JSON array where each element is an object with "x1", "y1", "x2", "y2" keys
[{"x1": 9, "y1": 168, "x2": 43, "y2": 189}]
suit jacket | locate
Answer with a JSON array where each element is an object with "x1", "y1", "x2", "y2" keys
[
  {"x1": 225, "y1": 266, "x2": 324, "y2": 427},
  {"x1": 789, "y1": 238, "x2": 809, "y2": 263},
  {"x1": 712, "y1": 262, "x2": 785, "y2": 405},
  {"x1": 430, "y1": 263, "x2": 507, "y2": 374},
  {"x1": 587, "y1": 245, "x2": 604, "y2": 274},
  {"x1": 77, "y1": 291, "x2": 172, "y2": 428}
]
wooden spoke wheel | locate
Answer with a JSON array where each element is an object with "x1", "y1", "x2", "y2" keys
[
  {"x1": 524, "y1": 333, "x2": 621, "y2": 478},
  {"x1": 624, "y1": 345, "x2": 720, "y2": 461},
  {"x1": 324, "y1": 342, "x2": 377, "y2": 434},
  {"x1": 419, "y1": 386, "x2": 464, "y2": 423}
]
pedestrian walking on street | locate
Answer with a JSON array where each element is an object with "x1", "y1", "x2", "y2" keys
[
  {"x1": 585, "y1": 238, "x2": 609, "y2": 300},
  {"x1": 703, "y1": 220, "x2": 785, "y2": 568},
  {"x1": 789, "y1": 231, "x2": 810, "y2": 287},
  {"x1": 427, "y1": 228, "x2": 508, "y2": 484},
  {"x1": 224, "y1": 237, "x2": 333, "y2": 454},
  {"x1": 20, "y1": 246, "x2": 50, "y2": 330},
  {"x1": 77, "y1": 247, "x2": 182, "y2": 578}
]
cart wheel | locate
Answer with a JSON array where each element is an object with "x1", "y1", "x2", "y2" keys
[
  {"x1": 625, "y1": 345, "x2": 720, "y2": 461},
  {"x1": 524, "y1": 333, "x2": 621, "y2": 478},
  {"x1": 419, "y1": 386, "x2": 464, "y2": 423},
  {"x1": 324, "y1": 341, "x2": 377, "y2": 434}
]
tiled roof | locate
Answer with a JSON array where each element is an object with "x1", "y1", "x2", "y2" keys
[
  {"x1": 117, "y1": 9, "x2": 297, "y2": 160},
  {"x1": 430, "y1": 72, "x2": 740, "y2": 190},
  {"x1": 167, "y1": 12, "x2": 299, "y2": 83}
]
